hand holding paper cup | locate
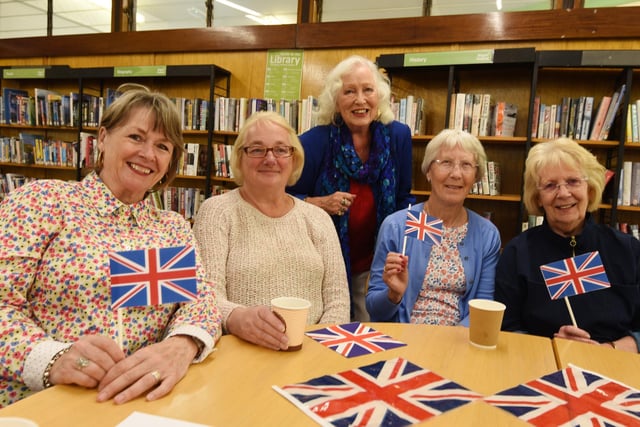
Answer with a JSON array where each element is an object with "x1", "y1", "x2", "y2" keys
[
  {"x1": 468, "y1": 299, "x2": 506, "y2": 349},
  {"x1": 271, "y1": 297, "x2": 311, "y2": 351}
]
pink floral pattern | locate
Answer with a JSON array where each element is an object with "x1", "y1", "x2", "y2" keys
[{"x1": 410, "y1": 224, "x2": 468, "y2": 325}]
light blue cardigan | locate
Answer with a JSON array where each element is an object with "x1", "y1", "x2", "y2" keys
[{"x1": 366, "y1": 203, "x2": 501, "y2": 325}]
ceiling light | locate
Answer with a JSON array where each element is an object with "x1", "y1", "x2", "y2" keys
[
  {"x1": 216, "y1": 0, "x2": 261, "y2": 17},
  {"x1": 245, "y1": 14, "x2": 281, "y2": 25}
]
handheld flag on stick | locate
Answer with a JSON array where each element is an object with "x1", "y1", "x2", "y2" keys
[
  {"x1": 108, "y1": 245, "x2": 198, "y2": 348},
  {"x1": 403, "y1": 209, "x2": 443, "y2": 256},
  {"x1": 539, "y1": 251, "x2": 610, "y2": 327}
]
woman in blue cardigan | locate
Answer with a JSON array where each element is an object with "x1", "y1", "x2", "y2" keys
[
  {"x1": 366, "y1": 129, "x2": 501, "y2": 325},
  {"x1": 287, "y1": 55, "x2": 414, "y2": 322}
]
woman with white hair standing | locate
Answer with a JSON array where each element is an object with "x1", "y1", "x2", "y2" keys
[{"x1": 287, "y1": 55, "x2": 415, "y2": 321}]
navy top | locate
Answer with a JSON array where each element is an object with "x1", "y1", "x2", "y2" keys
[{"x1": 495, "y1": 213, "x2": 640, "y2": 343}]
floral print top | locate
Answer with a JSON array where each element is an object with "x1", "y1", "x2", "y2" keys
[
  {"x1": 0, "y1": 172, "x2": 221, "y2": 407},
  {"x1": 410, "y1": 224, "x2": 468, "y2": 325}
]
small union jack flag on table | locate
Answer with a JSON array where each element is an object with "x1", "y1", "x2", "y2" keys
[
  {"x1": 108, "y1": 245, "x2": 198, "y2": 309},
  {"x1": 405, "y1": 210, "x2": 443, "y2": 246},
  {"x1": 484, "y1": 364, "x2": 640, "y2": 426},
  {"x1": 540, "y1": 251, "x2": 611, "y2": 300},
  {"x1": 274, "y1": 357, "x2": 482, "y2": 427},
  {"x1": 305, "y1": 322, "x2": 406, "y2": 358}
]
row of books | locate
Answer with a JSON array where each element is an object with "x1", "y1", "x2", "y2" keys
[
  {"x1": 213, "y1": 143, "x2": 233, "y2": 179},
  {"x1": 1, "y1": 87, "x2": 104, "y2": 128},
  {"x1": 448, "y1": 93, "x2": 517, "y2": 137},
  {"x1": 469, "y1": 161, "x2": 501, "y2": 196},
  {"x1": 213, "y1": 96, "x2": 319, "y2": 135},
  {"x1": 1, "y1": 87, "x2": 217, "y2": 132},
  {"x1": 173, "y1": 97, "x2": 211, "y2": 131},
  {"x1": 521, "y1": 215, "x2": 544, "y2": 231},
  {"x1": 617, "y1": 223, "x2": 640, "y2": 240},
  {"x1": 0, "y1": 173, "x2": 36, "y2": 200},
  {"x1": 1, "y1": 129, "x2": 209, "y2": 179},
  {"x1": 149, "y1": 186, "x2": 206, "y2": 220},
  {"x1": 0, "y1": 133, "x2": 76, "y2": 167},
  {"x1": 390, "y1": 95, "x2": 425, "y2": 135},
  {"x1": 619, "y1": 161, "x2": 640, "y2": 207},
  {"x1": 625, "y1": 99, "x2": 640, "y2": 143},
  {"x1": 532, "y1": 84, "x2": 626, "y2": 141}
]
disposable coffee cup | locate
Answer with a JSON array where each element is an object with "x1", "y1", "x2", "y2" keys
[
  {"x1": 0, "y1": 418, "x2": 39, "y2": 427},
  {"x1": 468, "y1": 299, "x2": 506, "y2": 349},
  {"x1": 270, "y1": 297, "x2": 311, "y2": 351}
]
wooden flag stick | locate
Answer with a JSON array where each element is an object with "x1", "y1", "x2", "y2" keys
[
  {"x1": 116, "y1": 309, "x2": 124, "y2": 351},
  {"x1": 564, "y1": 296, "x2": 578, "y2": 327},
  {"x1": 401, "y1": 203, "x2": 412, "y2": 256}
]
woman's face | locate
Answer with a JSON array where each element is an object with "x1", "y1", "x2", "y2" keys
[
  {"x1": 336, "y1": 64, "x2": 379, "y2": 133},
  {"x1": 98, "y1": 107, "x2": 174, "y2": 204},
  {"x1": 536, "y1": 164, "x2": 590, "y2": 236},
  {"x1": 240, "y1": 120, "x2": 294, "y2": 192},
  {"x1": 426, "y1": 144, "x2": 478, "y2": 207}
]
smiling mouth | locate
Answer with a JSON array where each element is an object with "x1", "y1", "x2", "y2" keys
[
  {"x1": 128, "y1": 162, "x2": 152, "y2": 175},
  {"x1": 353, "y1": 109, "x2": 369, "y2": 114},
  {"x1": 556, "y1": 202, "x2": 577, "y2": 209}
]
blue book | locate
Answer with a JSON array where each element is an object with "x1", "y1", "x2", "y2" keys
[{"x1": 2, "y1": 88, "x2": 29, "y2": 124}]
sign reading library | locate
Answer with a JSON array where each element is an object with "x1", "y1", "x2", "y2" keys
[{"x1": 264, "y1": 49, "x2": 303, "y2": 100}]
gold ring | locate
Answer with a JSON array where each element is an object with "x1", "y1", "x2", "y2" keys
[
  {"x1": 75, "y1": 356, "x2": 90, "y2": 370},
  {"x1": 150, "y1": 370, "x2": 161, "y2": 383},
  {"x1": 341, "y1": 198, "x2": 347, "y2": 206}
]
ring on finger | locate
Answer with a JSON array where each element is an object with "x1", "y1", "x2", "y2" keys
[
  {"x1": 150, "y1": 370, "x2": 161, "y2": 383},
  {"x1": 341, "y1": 198, "x2": 347, "y2": 206},
  {"x1": 75, "y1": 356, "x2": 90, "y2": 370}
]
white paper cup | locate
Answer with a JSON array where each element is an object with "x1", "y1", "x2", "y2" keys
[
  {"x1": 0, "y1": 418, "x2": 39, "y2": 427},
  {"x1": 271, "y1": 297, "x2": 311, "y2": 351},
  {"x1": 468, "y1": 299, "x2": 506, "y2": 349}
]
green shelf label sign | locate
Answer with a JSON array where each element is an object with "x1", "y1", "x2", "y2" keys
[
  {"x1": 404, "y1": 49, "x2": 494, "y2": 67},
  {"x1": 3, "y1": 68, "x2": 46, "y2": 78},
  {"x1": 114, "y1": 66, "x2": 167, "y2": 77}
]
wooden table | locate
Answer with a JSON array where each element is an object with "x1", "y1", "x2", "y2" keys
[
  {"x1": 553, "y1": 337, "x2": 640, "y2": 389},
  {"x1": 0, "y1": 323, "x2": 557, "y2": 426}
]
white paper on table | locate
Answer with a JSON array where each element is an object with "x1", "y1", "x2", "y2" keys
[{"x1": 116, "y1": 411, "x2": 212, "y2": 427}]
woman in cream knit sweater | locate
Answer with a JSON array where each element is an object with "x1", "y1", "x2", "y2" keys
[{"x1": 193, "y1": 112, "x2": 350, "y2": 350}]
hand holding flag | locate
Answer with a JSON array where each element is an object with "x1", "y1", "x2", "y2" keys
[{"x1": 108, "y1": 245, "x2": 198, "y2": 349}]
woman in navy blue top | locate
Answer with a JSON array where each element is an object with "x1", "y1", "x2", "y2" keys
[{"x1": 495, "y1": 138, "x2": 640, "y2": 352}]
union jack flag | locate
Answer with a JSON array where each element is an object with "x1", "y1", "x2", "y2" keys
[
  {"x1": 540, "y1": 251, "x2": 611, "y2": 300},
  {"x1": 484, "y1": 364, "x2": 640, "y2": 426},
  {"x1": 305, "y1": 322, "x2": 406, "y2": 358},
  {"x1": 109, "y1": 245, "x2": 198, "y2": 309},
  {"x1": 404, "y1": 210, "x2": 443, "y2": 246},
  {"x1": 274, "y1": 357, "x2": 482, "y2": 427}
]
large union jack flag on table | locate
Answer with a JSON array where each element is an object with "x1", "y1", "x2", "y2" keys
[
  {"x1": 108, "y1": 245, "x2": 198, "y2": 309},
  {"x1": 405, "y1": 210, "x2": 443, "y2": 246},
  {"x1": 305, "y1": 322, "x2": 406, "y2": 358},
  {"x1": 484, "y1": 364, "x2": 640, "y2": 426},
  {"x1": 274, "y1": 357, "x2": 482, "y2": 427},
  {"x1": 539, "y1": 251, "x2": 611, "y2": 300}
]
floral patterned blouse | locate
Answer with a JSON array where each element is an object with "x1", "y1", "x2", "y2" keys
[
  {"x1": 0, "y1": 172, "x2": 221, "y2": 407},
  {"x1": 410, "y1": 224, "x2": 468, "y2": 325}
]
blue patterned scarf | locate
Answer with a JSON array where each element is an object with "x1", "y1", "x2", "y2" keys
[{"x1": 319, "y1": 121, "x2": 398, "y2": 278}]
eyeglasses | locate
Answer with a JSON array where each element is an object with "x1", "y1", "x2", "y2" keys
[
  {"x1": 537, "y1": 177, "x2": 588, "y2": 195},
  {"x1": 242, "y1": 145, "x2": 295, "y2": 158},
  {"x1": 433, "y1": 159, "x2": 478, "y2": 174}
]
